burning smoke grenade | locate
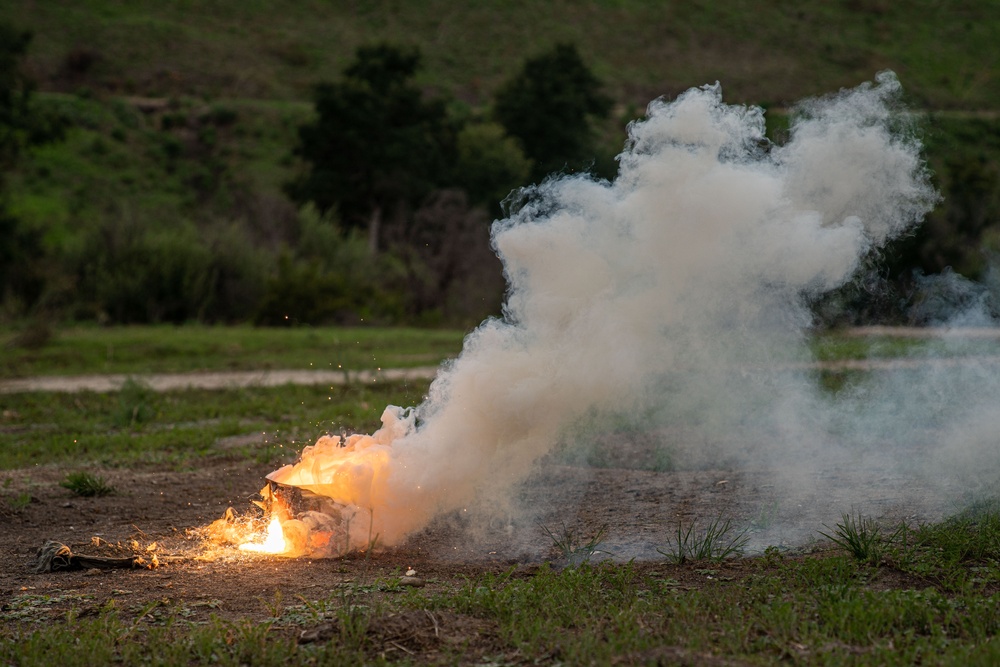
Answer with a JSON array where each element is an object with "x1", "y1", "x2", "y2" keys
[{"x1": 266, "y1": 71, "x2": 996, "y2": 555}]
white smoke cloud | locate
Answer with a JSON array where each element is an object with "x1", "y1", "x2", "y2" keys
[{"x1": 270, "y1": 71, "x2": 992, "y2": 553}]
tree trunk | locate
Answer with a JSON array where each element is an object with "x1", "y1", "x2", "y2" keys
[{"x1": 367, "y1": 204, "x2": 382, "y2": 257}]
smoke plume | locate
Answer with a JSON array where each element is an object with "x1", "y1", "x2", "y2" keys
[{"x1": 270, "y1": 71, "x2": 1000, "y2": 553}]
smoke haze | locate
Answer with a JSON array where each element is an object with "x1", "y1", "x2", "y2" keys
[{"x1": 272, "y1": 71, "x2": 1000, "y2": 554}]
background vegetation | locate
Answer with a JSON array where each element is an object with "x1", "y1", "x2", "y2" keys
[{"x1": 1, "y1": 1, "x2": 999, "y2": 330}]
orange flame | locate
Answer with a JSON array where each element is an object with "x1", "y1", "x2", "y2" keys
[
  {"x1": 259, "y1": 407, "x2": 417, "y2": 552},
  {"x1": 238, "y1": 516, "x2": 286, "y2": 554}
]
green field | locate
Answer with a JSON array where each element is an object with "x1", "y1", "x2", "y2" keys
[
  {"x1": 0, "y1": 324, "x2": 466, "y2": 377},
  {"x1": 3, "y1": 323, "x2": 997, "y2": 377},
  {"x1": 1, "y1": 324, "x2": 461, "y2": 467},
  {"x1": 0, "y1": 380, "x2": 432, "y2": 470},
  {"x1": 3, "y1": 324, "x2": 997, "y2": 473}
]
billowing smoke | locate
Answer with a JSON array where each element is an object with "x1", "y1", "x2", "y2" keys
[{"x1": 269, "y1": 71, "x2": 1000, "y2": 554}]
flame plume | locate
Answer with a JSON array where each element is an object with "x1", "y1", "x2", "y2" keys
[{"x1": 239, "y1": 517, "x2": 286, "y2": 554}]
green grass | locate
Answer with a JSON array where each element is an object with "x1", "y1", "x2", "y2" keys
[
  {"x1": 6, "y1": 542, "x2": 1000, "y2": 665},
  {"x1": 0, "y1": 379, "x2": 431, "y2": 469},
  {"x1": 0, "y1": 324, "x2": 449, "y2": 468},
  {"x1": 427, "y1": 559, "x2": 1000, "y2": 665},
  {"x1": 0, "y1": 324, "x2": 465, "y2": 377},
  {"x1": 0, "y1": 477, "x2": 32, "y2": 512},
  {"x1": 810, "y1": 330, "x2": 1000, "y2": 363}
]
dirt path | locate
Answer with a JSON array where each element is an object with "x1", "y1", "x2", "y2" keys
[
  {"x1": 3, "y1": 327, "x2": 999, "y2": 394},
  {"x1": 8, "y1": 355, "x2": 1000, "y2": 394},
  {"x1": 0, "y1": 366, "x2": 440, "y2": 394}
]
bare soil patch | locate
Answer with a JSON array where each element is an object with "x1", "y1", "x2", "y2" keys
[{"x1": 1, "y1": 451, "x2": 952, "y2": 623}]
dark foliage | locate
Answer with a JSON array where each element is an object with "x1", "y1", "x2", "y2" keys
[
  {"x1": 0, "y1": 23, "x2": 35, "y2": 173},
  {"x1": 254, "y1": 251, "x2": 387, "y2": 326},
  {"x1": 494, "y1": 43, "x2": 612, "y2": 183},
  {"x1": 810, "y1": 114, "x2": 1000, "y2": 326},
  {"x1": 399, "y1": 189, "x2": 504, "y2": 324},
  {"x1": 0, "y1": 23, "x2": 66, "y2": 308},
  {"x1": 453, "y1": 122, "x2": 532, "y2": 215},
  {"x1": 285, "y1": 43, "x2": 457, "y2": 252},
  {"x1": 886, "y1": 117, "x2": 1000, "y2": 280}
]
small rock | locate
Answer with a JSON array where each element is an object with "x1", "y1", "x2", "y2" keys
[
  {"x1": 398, "y1": 577, "x2": 425, "y2": 588},
  {"x1": 299, "y1": 622, "x2": 335, "y2": 644}
]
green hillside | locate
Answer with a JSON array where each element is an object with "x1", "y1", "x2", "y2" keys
[
  {"x1": 2, "y1": 1, "x2": 999, "y2": 328},
  {"x1": 5, "y1": 0, "x2": 999, "y2": 109}
]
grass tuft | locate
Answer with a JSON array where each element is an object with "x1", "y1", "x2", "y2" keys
[
  {"x1": 658, "y1": 517, "x2": 749, "y2": 564},
  {"x1": 112, "y1": 378, "x2": 157, "y2": 427},
  {"x1": 60, "y1": 471, "x2": 116, "y2": 497},
  {"x1": 819, "y1": 511, "x2": 899, "y2": 566},
  {"x1": 540, "y1": 523, "x2": 609, "y2": 564},
  {"x1": 1, "y1": 490, "x2": 32, "y2": 515}
]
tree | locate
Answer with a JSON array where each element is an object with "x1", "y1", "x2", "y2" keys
[
  {"x1": 454, "y1": 121, "x2": 532, "y2": 214},
  {"x1": 493, "y1": 43, "x2": 612, "y2": 182},
  {"x1": 285, "y1": 43, "x2": 456, "y2": 254},
  {"x1": 0, "y1": 23, "x2": 64, "y2": 309}
]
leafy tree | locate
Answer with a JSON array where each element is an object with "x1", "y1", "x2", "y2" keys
[
  {"x1": 877, "y1": 118, "x2": 1000, "y2": 306},
  {"x1": 493, "y1": 43, "x2": 612, "y2": 182},
  {"x1": 0, "y1": 23, "x2": 64, "y2": 310},
  {"x1": 454, "y1": 121, "x2": 532, "y2": 213},
  {"x1": 0, "y1": 25, "x2": 33, "y2": 172},
  {"x1": 285, "y1": 43, "x2": 456, "y2": 253}
]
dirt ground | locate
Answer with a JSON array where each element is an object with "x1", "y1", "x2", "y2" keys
[{"x1": 1, "y1": 447, "x2": 954, "y2": 624}]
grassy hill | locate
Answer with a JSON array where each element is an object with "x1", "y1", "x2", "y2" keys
[{"x1": 4, "y1": 0, "x2": 999, "y2": 110}]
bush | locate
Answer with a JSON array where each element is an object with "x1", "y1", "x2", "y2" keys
[
  {"x1": 199, "y1": 222, "x2": 271, "y2": 323},
  {"x1": 397, "y1": 189, "x2": 503, "y2": 324},
  {"x1": 255, "y1": 251, "x2": 386, "y2": 326},
  {"x1": 112, "y1": 378, "x2": 157, "y2": 427},
  {"x1": 78, "y1": 216, "x2": 214, "y2": 323}
]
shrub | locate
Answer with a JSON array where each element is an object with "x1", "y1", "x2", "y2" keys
[
  {"x1": 254, "y1": 251, "x2": 373, "y2": 326},
  {"x1": 79, "y1": 216, "x2": 214, "y2": 323}
]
